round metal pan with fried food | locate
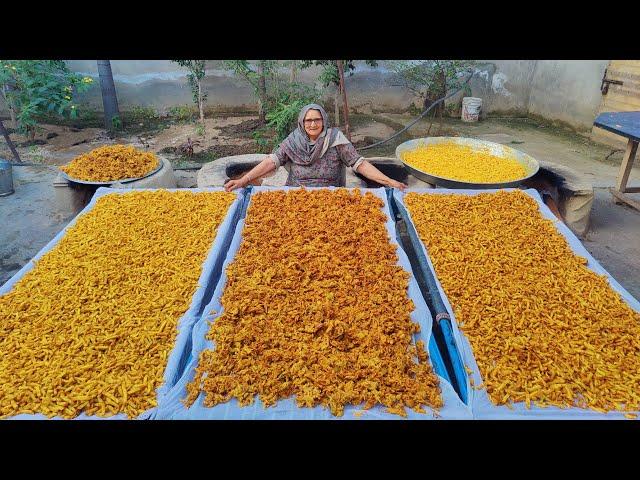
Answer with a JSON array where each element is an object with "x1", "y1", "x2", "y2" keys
[{"x1": 396, "y1": 137, "x2": 539, "y2": 189}]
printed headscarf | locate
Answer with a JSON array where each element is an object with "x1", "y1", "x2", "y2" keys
[{"x1": 277, "y1": 103, "x2": 349, "y2": 166}]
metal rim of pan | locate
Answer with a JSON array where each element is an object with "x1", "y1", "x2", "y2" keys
[
  {"x1": 395, "y1": 137, "x2": 540, "y2": 190},
  {"x1": 59, "y1": 159, "x2": 164, "y2": 186}
]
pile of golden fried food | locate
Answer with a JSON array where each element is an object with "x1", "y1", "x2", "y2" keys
[
  {"x1": 185, "y1": 189, "x2": 443, "y2": 417},
  {"x1": 0, "y1": 190, "x2": 236, "y2": 418},
  {"x1": 60, "y1": 144, "x2": 159, "y2": 182},
  {"x1": 405, "y1": 190, "x2": 640, "y2": 416},
  {"x1": 401, "y1": 141, "x2": 528, "y2": 183}
]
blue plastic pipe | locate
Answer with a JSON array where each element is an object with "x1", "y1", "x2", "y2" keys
[{"x1": 387, "y1": 188, "x2": 469, "y2": 404}]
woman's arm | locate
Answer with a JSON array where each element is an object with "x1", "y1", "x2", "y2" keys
[
  {"x1": 224, "y1": 155, "x2": 277, "y2": 191},
  {"x1": 335, "y1": 142, "x2": 407, "y2": 191},
  {"x1": 355, "y1": 160, "x2": 408, "y2": 191}
]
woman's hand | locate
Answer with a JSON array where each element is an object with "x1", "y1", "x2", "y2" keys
[
  {"x1": 354, "y1": 160, "x2": 408, "y2": 192},
  {"x1": 224, "y1": 156, "x2": 277, "y2": 191},
  {"x1": 387, "y1": 179, "x2": 408, "y2": 192},
  {"x1": 224, "y1": 177, "x2": 248, "y2": 192}
]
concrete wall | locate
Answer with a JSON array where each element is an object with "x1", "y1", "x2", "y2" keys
[
  {"x1": 451, "y1": 60, "x2": 609, "y2": 130},
  {"x1": 341, "y1": 64, "x2": 422, "y2": 113},
  {"x1": 62, "y1": 60, "x2": 538, "y2": 115},
  {"x1": 65, "y1": 60, "x2": 256, "y2": 110},
  {"x1": 466, "y1": 60, "x2": 537, "y2": 115},
  {"x1": 0, "y1": 60, "x2": 611, "y2": 131},
  {"x1": 527, "y1": 60, "x2": 608, "y2": 131},
  {"x1": 345, "y1": 60, "x2": 608, "y2": 129},
  {"x1": 63, "y1": 60, "x2": 420, "y2": 113},
  {"x1": 340, "y1": 61, "x2": 534, "y2": 115}
]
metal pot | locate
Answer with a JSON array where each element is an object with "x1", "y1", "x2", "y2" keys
[
  {"x1": 0, "y1": 159, "x2": 14, "y2": 197},
  {"x1": 396, "y1": 137, "x2": 540, "y2": 189}
]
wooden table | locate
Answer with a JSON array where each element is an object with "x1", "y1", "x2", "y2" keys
[{"x1": 593, "y1": 111, "x2": 640, "y2": 210}]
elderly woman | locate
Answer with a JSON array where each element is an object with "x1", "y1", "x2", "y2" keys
[{"x1": 224, "y1": 103, "x2": 407, "y2": 191}]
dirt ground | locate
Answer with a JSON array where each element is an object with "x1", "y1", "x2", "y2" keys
[
  {"x1": 583, "y1": 188, "x2": 640, "y2": 298},
  {"x1": 372, "y1": 114, "x2": 640, "y2": 189},
  {"x1": 0, "y1": 114, "x2": 399, "y2": 167},
  {"x1": 0, "y1": 116, "x2": 262, "y2": 167},
  {"x1": 0, "y1": 165, "x2": 76, "y2": 287},
  {"x1": 1, "y1": 113, "x2": 639, "y2": 300},
  {"x1": 150, "y1": 117, "x2": 255, "y2": 153}
]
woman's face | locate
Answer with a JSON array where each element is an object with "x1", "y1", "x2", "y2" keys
[{"x1": 303, "y1": 109, "x2": 324, "y2": 139}]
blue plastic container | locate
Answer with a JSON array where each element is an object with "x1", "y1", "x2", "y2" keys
[
  {"x1": 0, "y1": 187, "x2": 245, "y2": 419},
  {"x1": 157, "y1": 187, "x2": 471, "y2": 419},
  {"x1": 391, "y1": 187, "x2": 640, "y2": 419}
]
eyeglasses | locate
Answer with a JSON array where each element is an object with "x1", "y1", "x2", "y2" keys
[{"x1": 303, "y1": 118, "x2": 323, "y2": 125}]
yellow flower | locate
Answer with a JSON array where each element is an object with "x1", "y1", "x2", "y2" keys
[
  {"x1": 82, "y1": 77, "x2": 93, "y2": 83},
  {"x1": 71, "y1": 105, "x2": 76, "y2": 109}
]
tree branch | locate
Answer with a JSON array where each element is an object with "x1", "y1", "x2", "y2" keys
[{"x1": 0, "y1": 118, "x2": 21, "y2": 163}]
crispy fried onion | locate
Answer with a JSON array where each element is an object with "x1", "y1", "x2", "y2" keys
[{"x1": 186, "y1": 189, "x2": 443, "y2": 417}]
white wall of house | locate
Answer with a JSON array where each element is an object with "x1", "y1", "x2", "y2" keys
[
  {"x1": 527, "y1": 60, "x2": 608, "y2": 130},
  {"x1": 0, "y1": 60, "x2": 610, "y2": 132}
]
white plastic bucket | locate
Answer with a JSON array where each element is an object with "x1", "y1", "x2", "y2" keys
[{"x1": 461, "y1": 97, "x2": 482, "y2": 122}]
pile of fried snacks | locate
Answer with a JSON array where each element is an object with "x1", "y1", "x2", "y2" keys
[
  {"x1": 0, "y1": 190, "x2": 236, "y2": 419},
  {"x1": 400, "y1": 141, "x2": 528, "y2": 183},
  {"x1": 61, "y1": 144, "x2": 159, "y2": 182},
  {"x1": 405, "y1": 190, "x2": 640, "y2": 414},
  {"x1": 185, "y1": 189, "x2": 443, "y2": 417}
]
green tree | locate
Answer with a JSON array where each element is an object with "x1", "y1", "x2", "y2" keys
[
  {"x1": 1, "y1": 83, "x2": 17, "y2": 128},
  {"x1": 388, "y1": 60, "x2": 475, "y2": 134},
  {"x1": 289, "y1": 60, "x2": 298, "y2": 83},
  {"x1": 224, "y1": 60, "x2": 322, "y2": 145},
  {"x1": 265, "y1": 83, "x2": 321, "y2": 143},
  {"x1": 223, "y1": 60, "x2": 280, "y2": 123},
  {"x1": 0, "y1": 118, "x2": 20, "y2": 162},
  {"x1": 172, "y1": 60, "x2": 207, "y2": 126},
  {"x1": 300, "y1": 60, "x2": 378, "y2": 137},
  {"x1": 0, "y1": 60, "x2": 93, "y2": 140}
]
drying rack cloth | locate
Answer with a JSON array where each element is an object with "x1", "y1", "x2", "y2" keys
[
  {"x1": 157, "y1": 186, "x2": 471, "y2": 419},
  {"x1": 393, "y1": 187, "x2": 640, "y2": 419},
  {"x1": 0, "y1": 187, "x2": 244, "y2": 420}
]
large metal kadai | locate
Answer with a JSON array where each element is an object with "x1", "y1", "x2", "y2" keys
[{"x1": 396, "y1": 136, "x2": 540, "y2": 189}]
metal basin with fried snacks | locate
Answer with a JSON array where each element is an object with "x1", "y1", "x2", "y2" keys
[
  {"x1": 59, "y1": 159, "x2": 164, "y2": 186},
  {"x1": 396, "y1": 137, "x2": 540, "y2": 189}
]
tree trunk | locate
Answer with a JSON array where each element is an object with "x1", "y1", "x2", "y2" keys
[
  {"x1": 336, "y1": 60, "x2": 351, "y2": 141},
  {"x1": 0, "y1": 118, "x2": 21, "y2": 163},
  {"x1": 97, "y1": 60, "x2": 120, "y2": 131},
  {"x1": 258, "y1": 61, "x2": 267, "y2": 123},
  {"x1": 437, "y1": 73, "x2": 446, "y2": 135},
  {"x1": 9, "y1": 104, "x2": 16, "y2": 129},
  {"x1": 290, "y1": 60, "x2": 297, "y2": 84},
  {"x1": 441, "y1": 71, "x2": 447, "y2": 117},
  {"x1": 334, "y1": 85, "x2": 340, "y2": 128},
  {"x1": 426, "y1": 108, "x2": 436, "y2": 137},
  {"x1": 198, "y1": 79, "x2": 204, "y2": 125}
]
